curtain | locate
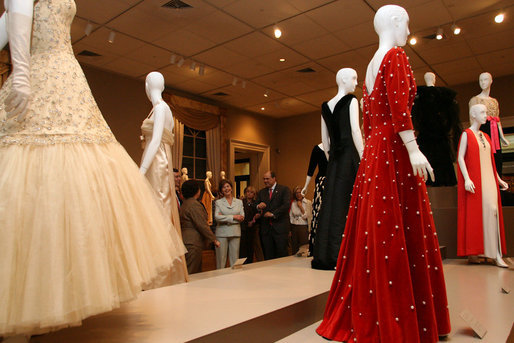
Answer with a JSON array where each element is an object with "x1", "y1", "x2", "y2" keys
[
  {"x1": 164, "y1": 93, "x2": 220, "y2": 131},
  {"x1": 206, "y1": 125, "x2": 222, "y2": 186},
  {"x1": 172, "y1": 117, "x2": 184, "y2": 170}
]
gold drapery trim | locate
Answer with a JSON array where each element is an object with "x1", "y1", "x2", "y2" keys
[{"x1": 163, "y1": 93, "x2": 220, "y2": 131}]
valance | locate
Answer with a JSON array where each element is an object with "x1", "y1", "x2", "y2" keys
[{"x1": 163, "y1": 93, "x2": 220, "y2": 131}]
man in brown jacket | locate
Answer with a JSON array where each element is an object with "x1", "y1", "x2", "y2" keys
[{"x1": 180, "y1": 180, "x2": 220, "y2": 274}]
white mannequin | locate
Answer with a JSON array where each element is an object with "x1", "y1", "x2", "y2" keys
[
  {"x1": 424, "y1": 72, "x2": 436, "y2": 87},
  {"x1": 301, "y1": 142, "x2": 324, "y2": 196},
  {"x1": 365, "y1": 5, "x2": 434, "y2": 182},
  {"x1": 457, "y1": 104, "x2": 508, "y2": 267},
  {"x1": 204, "y1": 171, "x2": 214, "y2": 199},
  {"x1": 181, "y1": 167, "x2": 189, "y2": 182},
  {"x1": 470, "y1": 72, "x2": 509, "y2": 146},
  {"x1": 139, "y1": 72, "x2": 174, "y2": 175},
  {"x1": 220, "y1": 170, "x2": 226, "y2": 180},
  {"x1": 321, "y1": 68, "x2": 364, "y2": 163}
]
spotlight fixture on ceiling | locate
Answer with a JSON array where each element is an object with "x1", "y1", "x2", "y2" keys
[
  {"x1": 279, "y1": 58, "x2": 286, "y2": 62},
  {"x1": 241, "y1": 81, "x2": 246, "y2": 88},
  {"x1": 261, "y1": 107, "x2": 265, "y2": 111},
  {"x1": 451, "y1": 24, "x2": 461, "y2": 35},
  {"x1": 495, "y1": 12, "x2": 504, "y2": 23},
  {"x1": 108, "y1": 30, "x2": 116, "y2": 43},
  {"x1": 232, "y1": 77, "x2": 238, "y2": 86},
  {"x1": 273, "y1": 26, "x2": 282, "y2": 39},
  {"x1": 190, "y1": 61, "x2": 196, "y2": 71},
  {"x1": 170, "y1": 54, "x2": 177, "y2": 64},
  {"x1": 264, "y1": 89, "x2": 269, "y2": 97},
  {"x1": 177, "y1": 57, "x2": 185, "y2": 67},
  {"x1": 435, "y1": 27, "x2": 443, "y2": 40},
  {"x1": 409, "y1": 37, "x2": 417, "y2": 45},
  {"x1": 85, "y1": 22, "x2": 93, "y2": 36},
  {"x1": 198, "y1": 64, "x2": 205, "y2": 76}
]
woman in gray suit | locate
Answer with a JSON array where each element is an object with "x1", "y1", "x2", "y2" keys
[{"x1": 215, "y1": 179, "x2": 244, "y2": 268}]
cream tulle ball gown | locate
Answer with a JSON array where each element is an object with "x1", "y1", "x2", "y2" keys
[{"x1": 0, "y1": 0, "x2": 186, "y2": 336}]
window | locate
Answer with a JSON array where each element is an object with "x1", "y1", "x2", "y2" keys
[{"x1": 182, "y1": 125, "x2": 207, "y2": 179}]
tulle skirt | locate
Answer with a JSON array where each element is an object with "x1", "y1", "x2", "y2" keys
[{"x1": 0, "y1": 141, "x2": 187, "y2": 336}]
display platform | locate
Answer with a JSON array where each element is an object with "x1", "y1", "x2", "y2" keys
[
  {"x1": 279, "y1": 259, "x2": 514, "y2": 343},
  {"x1": 30, "y1": 258, "x2": 513, "y2": 343},
  {"x1": 31, "y1": 256, "x2": 334, "y2": 343}
]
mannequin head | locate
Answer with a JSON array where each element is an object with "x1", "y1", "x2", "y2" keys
[
  {"x1": 469, "y1": 104, "x2": 488, "y2": 125},
  {"x1": 374, "y1": 5, "x2": 410, "y2": 47},
  {"x1": 220, "y1": 171, "x2": 226, "y2": 180},
  {"x1": 424, "y1": 72, "x2": 436, "y2": 87},
  {"x1": 181, "y1": 167, "x2": 188, "y2": 175},
  {"x1": 206, "y1": 171, "x2": 212, "y2": 179},
  {"x1": 478, "y1": 72, "x2": 493, "y2": 91},
  {"x1": 145, "y1": 71, "x2": 165, "y2": 102},
  {"x1": 335, "y1": 68, "x2": 358, "y2": 93}
]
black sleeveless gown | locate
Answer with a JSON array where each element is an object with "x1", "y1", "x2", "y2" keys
[{"x1": 311, "y1": 94, "x2": 360, "y2": 270}]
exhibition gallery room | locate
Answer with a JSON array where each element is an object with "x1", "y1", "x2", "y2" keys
[{"x1": 0, "y1": 0, "x2": 514, "y2": 342}]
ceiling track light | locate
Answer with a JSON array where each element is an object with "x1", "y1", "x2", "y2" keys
[
  {"x1": 495, "y1": 12, "x2": 504, "y2": 23},
  {"x1": 85, "y1": 22, "x2": 93, "y2": 36},
  {"x1": 108, "y1": 30, "x2": 116, "y2": 43},
  {"x1": 264, "y1": 89, "x2": 269, "y2": 97},
  {"x1": 451, "y1": 24, "x2": 461, "y2": 35},
  {"x1": 198, "y1": 64, "x2": 205, "y2": 76},
  {"x1": 177, "y1": 57, "x2": 185, "y2": 67},
  {"x1": 409, "y1": 37, "x2": 417, "y2": 45},
  {"x1": 190, "y1": 61, "x2": 196, "y2": 71},
  {"x1": 273, "y1": 26, "x2": 282, "y2": 39},
  {"x1": 170, "y1": 54, "x2": 177, "y2": 64},
  {"x1": 241, "y1": 81, "x2": 246, "y2": 89},
  {"x1": 435, "y1": 27, "x2": 443, "y2": 40},
  {"x1": 232, "y1": 77, "x2": 238, "y2": 86}
]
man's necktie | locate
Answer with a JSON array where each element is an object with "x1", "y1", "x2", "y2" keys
[{"x1": 269, "y1": 188, "x2": 273, "y2": 199}]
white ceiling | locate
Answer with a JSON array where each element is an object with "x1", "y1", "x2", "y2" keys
[{"x1": 32, "y1": 1, "x2": 514, "y2": 117}]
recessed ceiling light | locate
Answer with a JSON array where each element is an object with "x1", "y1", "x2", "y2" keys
[
  {"x1": 279, "y1": 58, "x2": 286, "y2": 62},
  {"x1": 435, "y1": 28, "x2": 443, "y2": 40},
  {"x1": 261, "y1": 107, "x2": 265, "y2": 111},
  {"x1": 495, "y1": 12, "x2": 504, "y2": 23},
  {"x1": 274, "y1": 27, "x2": 282, "y2": 39},
  {"x1": 409, "y1": 37, "x2": 417, "y2": 45}
]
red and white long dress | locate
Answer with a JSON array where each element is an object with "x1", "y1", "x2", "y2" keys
[{"x1": 316, "y1": 47, "x2": 451, "y2": 343}]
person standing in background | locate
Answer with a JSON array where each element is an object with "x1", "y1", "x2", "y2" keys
[{"x1": 289, "y1": 186, "x2": 312, "y2": 255}]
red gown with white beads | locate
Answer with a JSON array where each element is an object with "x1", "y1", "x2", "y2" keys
[{"x1": 316, "y1": 47, "x2": 451, "y2": 342}]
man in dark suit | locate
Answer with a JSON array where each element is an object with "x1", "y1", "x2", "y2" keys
[{"x1": 255, "y1": 171, "x2": 291, "y2": 260}]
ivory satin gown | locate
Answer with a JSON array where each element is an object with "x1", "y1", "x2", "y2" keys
[{"x1": 0, "y1": 0, "x2": 186, "y2": 336}]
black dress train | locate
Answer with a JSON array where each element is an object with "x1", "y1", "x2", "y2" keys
[
  {"x1": 311, "y1": 94, "x2": 360, "y2": 270},
  {"x1": 306, "y1": 145, "x2": 328, "y2": 256}
]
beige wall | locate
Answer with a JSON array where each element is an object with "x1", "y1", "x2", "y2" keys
[
  {"x1": 274, "y1": 111, "x2": 321, "y2": 198},
  {"x1": 82, "y1": 65, "x2": 152, "y2": 163}
]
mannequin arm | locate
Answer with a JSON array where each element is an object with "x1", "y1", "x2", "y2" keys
[
  {"x1": 140, "y1": 105, "x2": 165, "y2": 175},
  {"x1": 4, "y1": 0, "x2": 34, "y2": 120},
  {"x1": 321, "y1": 117, "x2": 330, "y2": 161},
  {"x1": 497, "y1": 172, "x2": 508, "y2": 190},
  {"x1": 498, "y1": 122, "x2": 509, "y2": 146},
  {"x1": 457, "y1": 132, "x2": 475, "y2": 193},
  {"x1": 398, "y1": 129, "x2": 435, "y2": 182},
  {"x1": 0, "y1": 14, "x2": 8, "y2": 49},
  {"x1": 301, "y1": 175, "x2": 311, "y2": 196},
  {"x1": 349, "y1": 98, "x2": 364, "y2": 159}
]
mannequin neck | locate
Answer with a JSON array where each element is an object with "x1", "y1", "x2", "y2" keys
[
  {"x1": 469, "y1": 120, "x2": 481, "y2": 133},
  {"x1": 149, "y1": 89, "x2": 163, "y2": 106},
  {"x1": 478, "y1": 88, "x2": 491, "y2": 98},
  {"x1": 318, "y1": 143, "x2": 324, "y2": 150},
  {"x1": 377, "y1": 33, "x2": 396, "y2": 52}
]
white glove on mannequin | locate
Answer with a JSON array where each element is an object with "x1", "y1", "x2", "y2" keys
[{"x1": 5, "y1": 0, "x2": 33, "y2": 121}]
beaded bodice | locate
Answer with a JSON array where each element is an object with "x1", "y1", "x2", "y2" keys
[
  {"x1": 31, "y1": 0, "x2": 76, "y2": 56},
  {"x1": 0, "y1": 0, "x2": 115, "y2": 145}
]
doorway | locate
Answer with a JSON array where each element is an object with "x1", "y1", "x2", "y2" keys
[{"x1": 229, "y1": 140, "x2": 270, "y2": 193}]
